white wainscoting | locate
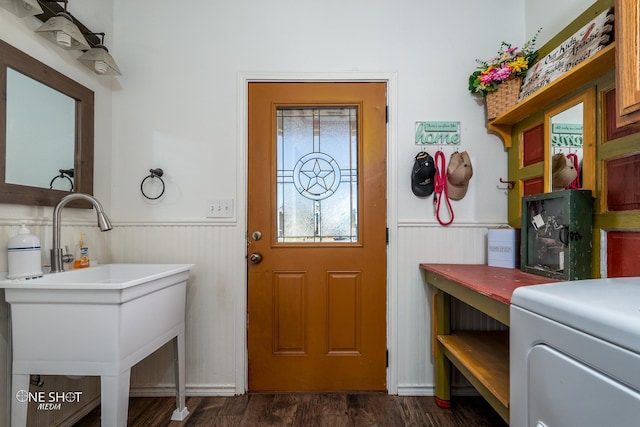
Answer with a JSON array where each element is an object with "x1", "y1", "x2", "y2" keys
[
  {"x1": 116, "y1": 222, "x2": 501, "y2": 397},
  {"x1": 395, "y1": 222, "x2": 507, "y2": 396},
  {"x1": 108, "y1": 223, "x2": 242, "y2": 396},
  {"x1": 1, "y1": 220, "x2": 509, "y2": 413}
]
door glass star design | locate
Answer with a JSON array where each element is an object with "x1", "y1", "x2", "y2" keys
[
  {"x1": 294, "y1": 153, "x2": 340, "y2": 200},
  {"x1": 276, "y1": 107, "x2": 358, "y2": 243}
]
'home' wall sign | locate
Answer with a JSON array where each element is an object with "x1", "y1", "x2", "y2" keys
[{"x1": 415, "y1": 121, "x2": 460, "y2": 145}]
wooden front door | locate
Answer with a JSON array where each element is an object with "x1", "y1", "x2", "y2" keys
[{"x1": 247, "y1": 82, "x2": 387, "y2": 391}]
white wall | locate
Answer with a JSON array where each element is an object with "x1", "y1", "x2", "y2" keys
[
  {"x1": 110, "y1": 0, "x2": 526, "y2": 223},
  {"x1": 526, "y1": 0, "x2": 596, "y2": 44},
  {"x1": 109, "y1": 0, "x2": 527, "y2": 397},
  {"x1": 0, "y1": 1, "x2": 598, "y2": 422}
]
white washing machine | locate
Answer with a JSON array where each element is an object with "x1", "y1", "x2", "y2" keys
[{"x1": 510, "y1": 278, "x2": 640, "y2": 427}]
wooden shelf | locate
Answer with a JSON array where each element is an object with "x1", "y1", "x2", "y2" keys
[
  {"x1": 438, "y1": 331, "x2": 509, "y2": 420},
  {"x1": 488, "y1": 43, "x2": 616, "y2": 148}
]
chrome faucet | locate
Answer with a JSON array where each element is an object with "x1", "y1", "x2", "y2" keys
[{"x1": 50, "y1": 193, "x2": 113, "y2": 273}]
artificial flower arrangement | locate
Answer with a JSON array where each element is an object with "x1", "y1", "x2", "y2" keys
[{"x1": 468, "y1": 28, "x2": 541, "y2": 97}]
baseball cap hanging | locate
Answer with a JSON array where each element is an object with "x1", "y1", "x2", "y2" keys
[
  {"x1": 446, "y1": 151, "x2": 473, "y2": 200},
  {"x1": 411, "y1": 151, "x2": 436, "y2": 197}
]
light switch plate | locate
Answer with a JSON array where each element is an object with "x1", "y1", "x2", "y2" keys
[{"x1": 206, "y1": 199, "x2": 233, "y2": 218}]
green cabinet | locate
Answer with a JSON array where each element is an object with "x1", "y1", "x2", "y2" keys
[{"x1": 521, "y1": 190, "x2": 593, "y2": 280}]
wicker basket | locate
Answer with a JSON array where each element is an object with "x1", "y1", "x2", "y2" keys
[{"x1": 485, "y1": 76, "x2": 523, "y2": 121}]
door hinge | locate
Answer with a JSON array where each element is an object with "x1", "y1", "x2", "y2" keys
[
  {"x1": 386, "y1": 349, "x2": 389, "y2": 368},
  {"x1": 385, "y1": 106, "x2": 389, "y2": 123},
  {"x1": 386, "y1": 227, "x2": 389, "y2": 244}
]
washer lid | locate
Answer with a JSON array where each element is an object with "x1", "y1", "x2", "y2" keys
[{"x1": 512, "y1": 277, "x2": 640, "y2": 354}]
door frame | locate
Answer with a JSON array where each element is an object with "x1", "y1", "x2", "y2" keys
[{"x1": 236, "y1": 72, "x2": 399, "y2": 394}]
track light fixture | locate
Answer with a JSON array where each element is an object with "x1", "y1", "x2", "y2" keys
[
  {"x1": 0, "y1": 0, "x2": 43, "y2": 17},
  {"x1": 77, "y1": 32, "x2": 121, "y2": 76},
  {"x1": 35, "y1": 0, "x2": 89, "y2": 50}
]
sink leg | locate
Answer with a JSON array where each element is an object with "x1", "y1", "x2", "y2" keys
[
  {"x1": 171, "y1": 331, "x2": 189, "y2": 421},
  {"x1": 10, "y1": 373, "x2": 29, "y2": 427},
  {"x1": 100, "y1": 370, "x2": 131, "y2": 427}
]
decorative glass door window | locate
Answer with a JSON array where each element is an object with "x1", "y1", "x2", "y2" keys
[{"x1": 276, "y1": 107, "x2": 358, "y2": 243}]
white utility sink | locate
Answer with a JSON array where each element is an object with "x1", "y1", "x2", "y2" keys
[{"x1": 0, "y1": 263, "x2": 194, "y2": 427}]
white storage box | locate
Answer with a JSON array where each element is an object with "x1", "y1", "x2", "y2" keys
[{"x1": 488, "y1": 228, "x2": 520, "y2": 269}]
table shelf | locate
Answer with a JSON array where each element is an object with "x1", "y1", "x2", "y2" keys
[{"x1": 438, "y1": 331, "x2": 509, "y2": 419}]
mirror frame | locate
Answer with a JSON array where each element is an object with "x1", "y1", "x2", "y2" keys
[
  {"x1": 0, "y1": 39, "x2": 94, "y2": 207},
  {"x1": 543, "y1": 87, "x2": 596, "y2": 195}
]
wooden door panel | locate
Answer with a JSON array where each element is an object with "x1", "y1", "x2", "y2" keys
[
  {"x1": 615, "y1": 0, "x2": 640, "y2": 126},
  {"x1": 247, "y1": 82, "x2": 387, "y2": 391},
  {"x1": 607, "y1": 232, "x2": 640, "y2": 277},
  {"x1": 327, "y1": 271, "x2": 361, "y2": 354},
  {"x1": 523, "y1": 176, "x2": 544, "y2": 196},
  {"x1": 273, "y1": 271, "x2": 306, "y2": 354}
]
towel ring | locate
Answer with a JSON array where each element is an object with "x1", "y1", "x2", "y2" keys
[
  {"x1": 140, "y1": 168, "x2": 165, "y2": 200},
  {"x1": 49, "y1": 168, "x2": 74, "y2": 191}
]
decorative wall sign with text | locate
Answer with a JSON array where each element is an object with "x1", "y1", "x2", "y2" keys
[
  {"x1": 415, "y1": 121, "x2": 460, "y2": 145},
  {"x1": 519, "y1": 7, "x2": 613, "y2": 101},
  {"x1": 551, "y1": 123, "x2": 583, "y2": 147}
]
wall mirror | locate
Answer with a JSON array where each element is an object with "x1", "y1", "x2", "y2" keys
[
  {"x1": 544, "y1": 88, "x2": 596, "y2": 195},
  {"x1": 0, "y1": 39, "x2": 94, "y2": 207}
]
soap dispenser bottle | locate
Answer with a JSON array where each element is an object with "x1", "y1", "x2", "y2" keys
[
  {"x1": 74, "y1": 233, "x2": 90, "y2": 268},
  {"x1": 7, "y1": 223, "x2": 43, "y2": 279}
]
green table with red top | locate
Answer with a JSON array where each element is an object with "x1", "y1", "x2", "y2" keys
[{"x1": 420, "y1": 263, "x2": 557, "y2": 423}]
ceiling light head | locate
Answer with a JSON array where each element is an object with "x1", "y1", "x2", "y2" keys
[
  {"x1": 77, "y1": 32, "x2": 122, "y2": 76},
  {"x1": 78, "y1": 45, "x2": 122, "y2": 76},
  {"x1": 35, "y1": 1, "x2": 89, "y2": 50},
  {"x1": 0, "y1": 0, "x2": 44, "y2": 17}
]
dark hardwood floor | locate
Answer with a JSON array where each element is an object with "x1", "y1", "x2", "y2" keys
[{"x1": 73, "y1": 394, "x2": 508, "y2": 427}]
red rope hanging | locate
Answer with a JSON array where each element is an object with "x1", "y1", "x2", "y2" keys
[
  {"x1": 433, "y1": 150, "x2": 454, "y2": 226},
  {"x1": 566, "y1": 153, "x2": 581, "y2": 189}
]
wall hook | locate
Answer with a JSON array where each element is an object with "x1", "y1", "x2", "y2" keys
[
  {"x1": 149, "y1": 168, "x2": 163, "y2": 178},
  {"x1": 498, "y1": 177, "x2": 515, "y2": 190}
]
